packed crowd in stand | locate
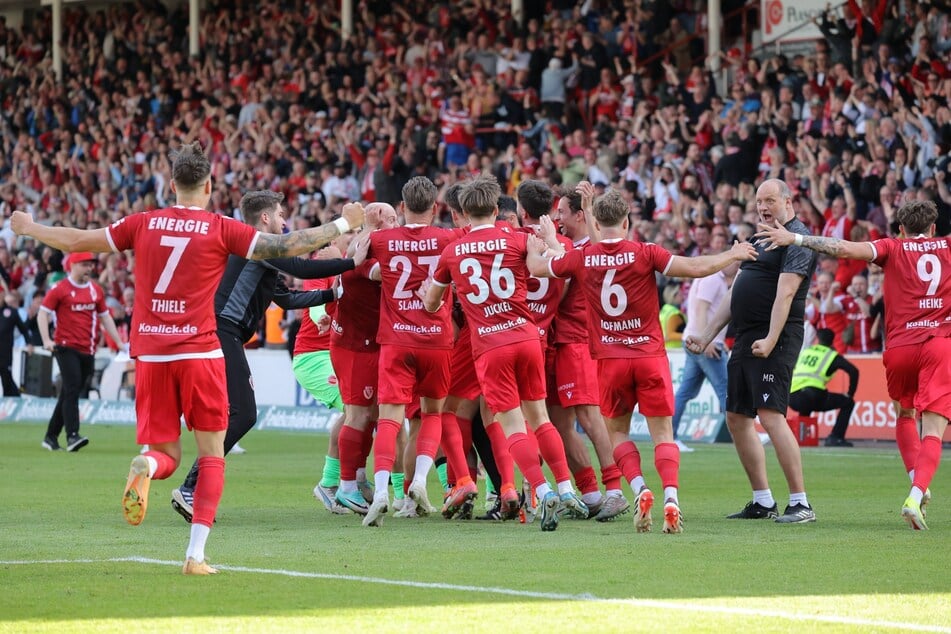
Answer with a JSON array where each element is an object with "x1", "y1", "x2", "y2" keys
[
  {"x1": 0, "y1": 0, "x2": 948, "y2": 352},
  {"x1": 3, "y1": 2, "x2": 951, "y2": 574}
]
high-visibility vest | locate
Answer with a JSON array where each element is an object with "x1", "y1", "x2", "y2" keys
[
  {"x1": 791, "y1": 344, "x2": 837, "y2": 393},
  {"x1": 659, "y1": 303, "x2": 685, "y2": 350}
]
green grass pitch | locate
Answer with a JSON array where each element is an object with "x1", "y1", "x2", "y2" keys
[{"x1": 0, "y1": 422, "x2": 948, "y2": 633}]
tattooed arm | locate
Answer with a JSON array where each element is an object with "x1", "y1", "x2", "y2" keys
[
  {"x1": 250, "y1": 203, "x2": 365, "y2": 260},
  {"x1": 251, "y1": 224, "x2": 345, "y2": 259},
  {"x1": 799, "y1": 235, "x2": 874, "y2": 260},
  {"x1": 754, "y1": 221, "x2": 875, "y2": 261}
]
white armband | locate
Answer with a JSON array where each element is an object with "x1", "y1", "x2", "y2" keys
[
  {"x1": 333, "y1": 217, "x2": 351, "y2": 234},
  {"x1": 793, "y1": 233, "x2": 803, "y2": 247}
]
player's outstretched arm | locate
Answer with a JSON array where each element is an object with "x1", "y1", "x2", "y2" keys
[
  {"x1": 666, "y1": 240, "x2": 757, "y2": 279},
  {"x1": 11, "y1": 211, "x2": 111, "y2": 252},
  {"x1": 251, "y1": 203, "x2": 365, "y2": 260},
  {"x1": 754, "y1": 220, "x2": 874, "y2": 260}
]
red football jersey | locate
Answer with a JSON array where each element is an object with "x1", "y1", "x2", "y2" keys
[
  {"x1": 330, "y1": 268, "x2": 382, "y2": 352},
  {"x1": 41, "y1": 277, "x2": 109, "y2": 355},
  {"x1": 365, "y1": 225, "x2": 457, "y2": 349},
  {"x1": 872, "y1": 236, "x2": 951, "y2": 348},
  {"x1": 549, "y1": 238, "x2": 673, "y2": 359},
  {"x1": 294, "y1": 276, "x2": 334, "y2": 354},
  {"x1": 551, "y1": 237, "x2": 592, "y2": 344},
  {"x1": 433, "y1": 224, "x2": 538, "y2": 357},
  {"x1": 106, "y1": 206, "x2": 258, "y2": 357},
  {"x1": 518, "y1": 227, "x2": 570, "y2": 338}
]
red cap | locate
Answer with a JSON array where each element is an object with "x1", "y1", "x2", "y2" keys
[{"x1": 66, "y1": 252, "x2": 96, "y2": 268}]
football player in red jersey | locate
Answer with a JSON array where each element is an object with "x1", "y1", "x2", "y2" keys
[
  {"x1": 542, "y1": 186, "x2": 630, "y2": 522},
  {"x1": 359, "y1": 177, "x2": 471, "y2": 527},
  {"x1": 331, "y1": 203, "x2": 402, "y2": 515},
  {"x1": 531, "y1": 183, "x2": 756, "y2": 533},
  {"x1": 11, "y1": 143, "x2": 364, "y2": 574},
  {"x1": 426, "y1": 176, "x2": 589, "y2": 532},
  {"x1": 756, "y1": 198, "x2": 951, "y2": 530}
]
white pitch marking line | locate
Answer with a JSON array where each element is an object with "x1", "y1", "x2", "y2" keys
[{"x1": 1, "y1": 557, "x2": 949, "y2": 634}]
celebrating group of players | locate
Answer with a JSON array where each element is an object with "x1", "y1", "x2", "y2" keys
[{"x1": 315, "y1": 174, "x2": 756, "y2": 533}]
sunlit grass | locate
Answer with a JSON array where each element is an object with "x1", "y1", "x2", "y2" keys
[{"x1": 0, "y1": 422, "x2": 948, "y2": 633}]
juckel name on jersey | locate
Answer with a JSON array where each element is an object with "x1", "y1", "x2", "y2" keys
[
  {"x1": 455, "y1": 239, "x2": 507, "y2": 256},
  {"x1": 147, "y1": 217, "x2": 211, "y2": 234},
  {"x1": 389, "y1": 238, "x2": 439, "y2": 252},
  {"x1": 484, "y1": 301, "x2": 512, "y2": 317},
  {"x1": 585, "y1": 252, "x2": 635, "y2": 267}
]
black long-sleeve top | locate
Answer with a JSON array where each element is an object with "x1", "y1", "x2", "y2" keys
[
  {"x1": 824, "y1": 353, "x2": 860, "y2": 399},
  {"x1": 0, "y1": 305, "x2": 29, "y2": 362},
  {"x1": 214, "y1": 255, "x2": 354, "y2": 343}
]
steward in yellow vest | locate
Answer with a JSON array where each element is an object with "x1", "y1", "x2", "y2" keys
[
  {"x1": 789, "y1": 329, "x2": 859, "y2": 447},
  {"x1": 660, "y1": 283, "x2": 685, "y2": 350}
]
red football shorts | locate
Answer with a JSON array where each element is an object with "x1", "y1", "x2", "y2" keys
[
  {"x1": 475, "y1": 339, "x2": 546, "y2": 413},
  {"x1": 330, "y1": 345, "x2": 380, "y2": 407},
  {"x1": 134, "y1": 357, "x2": 228, "y2": 444},
  {"x1": 449, "y1": 330, "x2": 481, "y2": 400},
  {"x1": 377, "y1": 344, "x2": 451, "y2": 405},
  {"x1": 555, "y1": 342, "x2": 599, "y2": 407},
  {"x1": 883, "y1": 338, "x2": 951, "y2": 419},
  {"x1": 598, "y1": 355, "x2": 674, "y2": 419},
  {"x1": 544, "y1": 339, "x2": 560, "y2": 407}
]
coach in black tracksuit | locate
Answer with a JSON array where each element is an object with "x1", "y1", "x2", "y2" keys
[{"x1": 172, "y1": 191, "x2": 365, "y2": 520}]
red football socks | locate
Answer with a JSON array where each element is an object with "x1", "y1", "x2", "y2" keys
[
  {"x1": 613, "y1": 441, "x2": 644, "y2": 484},
  {"x1": 600, "y1": 463, "x2": 623, "y2": 491},
  {"x1": 507, "y1": 432, "x2": 546, "y2": 489},
  {"x1": 192, "y1": 456, "x2": 225, "y2": 528},
  {"x1": 373, "y1": 418, "x2": 401, "y2": 473},
  {"x1": 485, "y1": 422, "x2": 515, "y2": 490},
  {"x1": 895, "y1": 415, "x2": 921, "y2": 475},
  {"x1": 534, "y1": 422, "x2": 571, "y2": 483},
  {"x1": 573, "y1": 466, "x2": 599, "y2": 495},
  {"x1": 440, "y1": 412, "x2": 472, "y2": 487},
  {"x1": 144, "y1": 450, "x2": 176, "y2": 480},
  {"x1": 654, "y1": 442, "x2": 680, "y2": 489},
  {"x1": 416, "y1": 412, "x2": 442, "y2": 459},
  {"x1": 337, "y1": 424, "x2": 364, "y2": 481},
  {"x1": 912, "y1": 435, "x2": 942, "y2": 493}
]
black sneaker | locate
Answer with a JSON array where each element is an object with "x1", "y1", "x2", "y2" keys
[
  {"x1": 475, "y1": 497, "x2": 502, "y2": 521},
  {"x1": 66, "y1": 435, "x2": 89, "y2": 452},
  {"x1": 171, "y1": 487, "x2": 195, "y2": 523},
  {"x1": 41, "y1": 435, "x2": 61, "y2": 451},
  {"x1": 775, "y1": 503, "x2": 816, "y2": 524},
  {"x1": 726, "y1": 500, "x2": 779, "y2": 519},
  {"x1": 824, "y1": 437, "x2": 854, "y2": 447}
]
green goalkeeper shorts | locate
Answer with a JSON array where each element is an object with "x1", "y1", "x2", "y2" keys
[{"x1": 292, "y1": 350, "x2": 343, "y2": 412}]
